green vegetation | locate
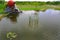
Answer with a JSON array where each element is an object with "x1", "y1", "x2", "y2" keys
[
  {"x1": 16, "y1": 1, "x2": 60, "y2": 11},
  {"x1": 16, "y1": 1, "x2": 60, "y2": 5},
  {"x1": 7, "y1": 32, "x2": 17, "y2": 40},
  {"x1": 0, "y1": 1, "x2": 60, "y2": 13},
  {"x1": 17, "y1": 5, "x2": 60, "y2": 11},
  {"x1": 0, "y1": 1, "x2": 5, "y2": 13}
]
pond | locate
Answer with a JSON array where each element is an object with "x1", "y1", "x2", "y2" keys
[{"x1": 0, "y1": 9, "x2": 60, "y2": 40}]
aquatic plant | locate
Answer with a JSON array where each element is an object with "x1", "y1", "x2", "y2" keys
[{"x1": 7, "y1": 32, "x2": 17, "y2": 40}]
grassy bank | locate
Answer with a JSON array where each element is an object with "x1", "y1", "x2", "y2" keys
[
  {"x1": 0, "y1": 4, "x2": 5, "y2": 13},
  {"x1": 16, "y1": 4, "x2": 60, "y2": 11},
  {"x1": 0, "y1": 2, "x2": 60, "y2": 13},
  {"x1": 16, "y1": 2, "x2": 60, "y2": 11},
  {"x1": 0, "y1": 2, "x2": 5, "y2": 13}
]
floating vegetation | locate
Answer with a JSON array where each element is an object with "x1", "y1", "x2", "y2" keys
[{"x1": 7, "y1": 32, "x2": 17, "y2": 40}]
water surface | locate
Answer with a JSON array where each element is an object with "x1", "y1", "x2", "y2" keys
[{"x1": 0, "y1": 9, "x2": 60, "y2": 40}]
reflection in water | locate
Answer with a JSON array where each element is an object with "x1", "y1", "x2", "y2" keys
[
  {"x1": 0, "y1": 14, "x2": 7, "y2": 21},
  {"x1": 7, "y1": 13, "x2": 19, "y2": 23},
  {"x1": 0, "y1": 9, "x2": 60, "y2": 40},
  {"x1": 29, "y1": 11, "x2": 39, "y2": 30}
]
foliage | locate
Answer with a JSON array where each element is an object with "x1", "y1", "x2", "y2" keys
[
  {"x1": 16, "y1": 1, "x2": 60, "y2": 5},
  {"x1": 0, "y1": 1, "x2": 60, "y2": 13},
  {"x1": 7, "y1": 32, "x2": 17, "y2": 40}
]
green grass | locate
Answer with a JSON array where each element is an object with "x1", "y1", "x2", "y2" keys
[
  {"x1": 17, "y1": 4, "x2": 60, "y2": 11},
  {"x1": 0, "y1": 3, "x2": 5, "y2": 13},
  {"x1": 0, "y1": 2, "x2": 60, "y2": 13}
]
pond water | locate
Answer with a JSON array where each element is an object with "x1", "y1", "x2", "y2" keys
[{"x1": 0, "y1": 9, "x2": 60, "y2": 40}]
